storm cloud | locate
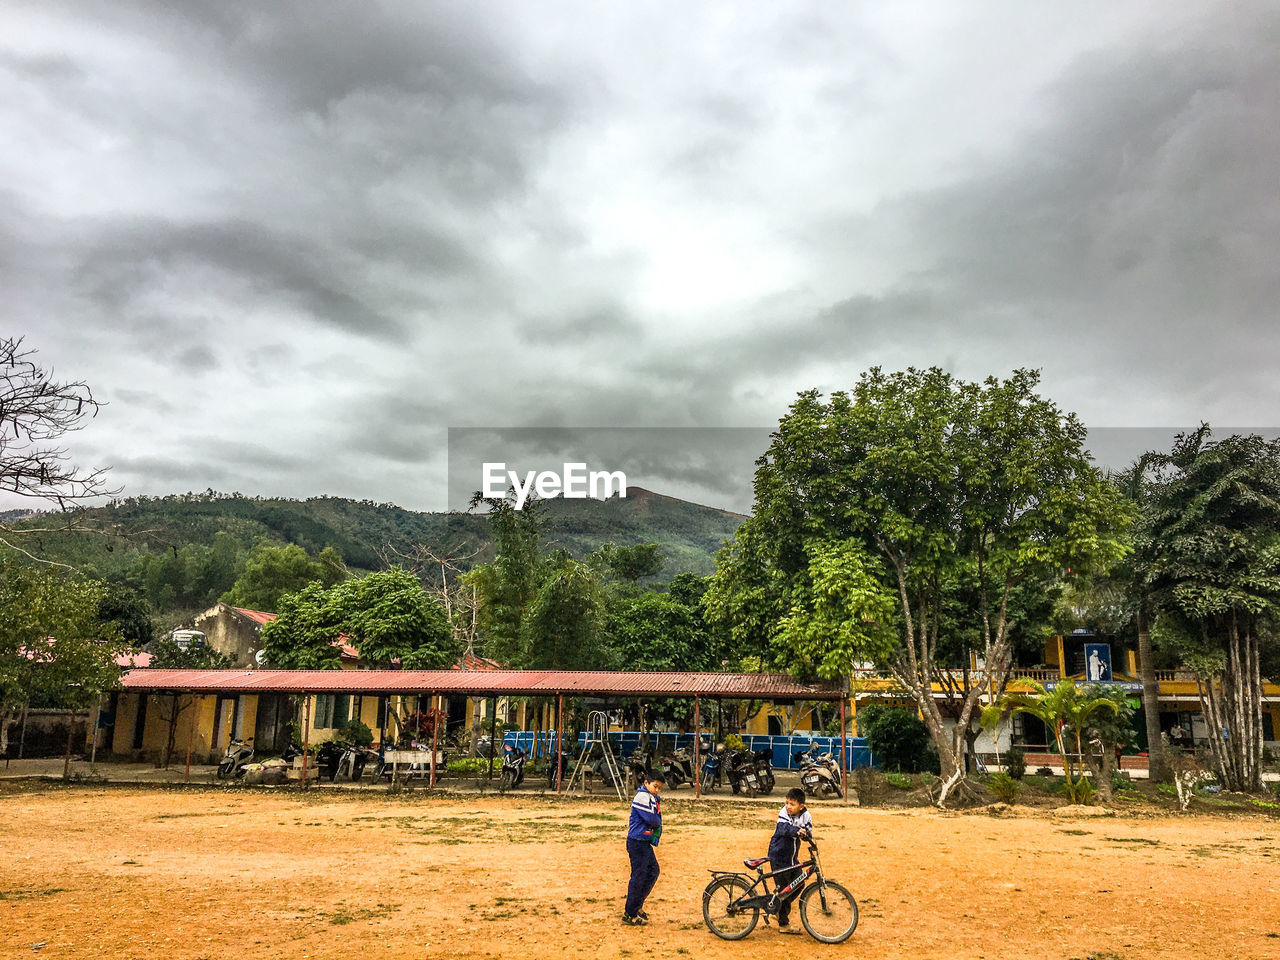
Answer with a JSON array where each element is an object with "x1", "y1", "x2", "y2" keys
[{"x1": 4, "y1": 2, "x2": 1277, "y2": 513}]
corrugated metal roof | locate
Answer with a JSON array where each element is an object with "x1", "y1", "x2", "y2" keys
[
  {"x1": 232, "y1": 606, "x2": 276, "y2": 625},
  {"x1": 118, "y1": 668, "x2": 844, "y2": 700}
]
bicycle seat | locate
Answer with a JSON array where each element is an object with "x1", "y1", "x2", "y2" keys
[{"x1": 743, "y1": 857, "x2": 770, "y2": 870}]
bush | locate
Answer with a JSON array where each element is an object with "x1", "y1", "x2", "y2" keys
[
  {"x1": 857, "y1": 705, "x2": 939, "y2": 774},
  {"x1": 884, "y1": 772, "x2": 914, "y2": 790},
  {"x1": 723, "y1": 733, "x2": 745, "y2": 751},
  {"x1": 1112, "y1": 770, "x2": 1135, "y2": 793},
  {"x1": 338, "y1": 719, "x2": 373, "y2": 747},
  {"x1": 1004, "y1": 747, "x2": 1026, "y2": 781},
  {"x1": 1035, "y1": 766, "x2": 1054, "y2": 778},
  {"x1": 987, "y1": 771, "x2": 1023, "y2": 804},
  {"x1": 444, "y1": 757, "x2": 491, "y2": 776}
]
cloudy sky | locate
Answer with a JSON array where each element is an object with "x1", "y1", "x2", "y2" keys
[{"x1": 4, "y1": 1, "x2": 1278, "y2": 513}]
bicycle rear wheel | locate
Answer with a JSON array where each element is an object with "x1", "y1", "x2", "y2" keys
[
  {"x1": 702, "y1": 876, "x2": 758, "y2": 940},
  {"x1": 798, "y1": 880, "x2": 857, "y2": 943}
]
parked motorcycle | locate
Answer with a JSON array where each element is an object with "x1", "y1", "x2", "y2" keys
[
  {"x1": 794, "y1": 741, "x2": 843, "y2": 798},
  {"x1": 700, "y1": 744, "x2": 723, "y2": 792},
  {"x1": 500, "y1": 742, "x2": 527, "y2": 790},
  {"x1": 727, "y1": 745, "x2": 775, "y2": 796},
  {"x1": 217, "y1": 736, "x2": 255, "y2": 779},
  {"x1": 661, "y1": 746, "x2": 695, "y2": 789},
  {"x1": 625, "y1": 745, "x2": 655, "y2": 789},
  {"x1": 315, "y1": 741, "x2": 345, "y2": 782}
]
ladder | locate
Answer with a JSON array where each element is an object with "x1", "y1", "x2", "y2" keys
[{"x1": 568, "y1": 710, "x2": 625, "y2": 800}]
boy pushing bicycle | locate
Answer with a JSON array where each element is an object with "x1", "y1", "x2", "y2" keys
[{"x1": 769, "y1": 787, "x2": 813, "y2": 933}]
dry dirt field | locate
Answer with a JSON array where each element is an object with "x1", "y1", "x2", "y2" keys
[{"x1": 2, "y1": 783, "x2": 1278, "y2": 960}]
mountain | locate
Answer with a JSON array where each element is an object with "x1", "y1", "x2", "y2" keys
[{"x1": 7, "y1": 487, "x2": 747, "y2": 586}]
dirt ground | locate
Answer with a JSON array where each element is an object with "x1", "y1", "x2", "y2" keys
[{"x1": 2, "y1": 783, "x2": 1278, "y2": 960}]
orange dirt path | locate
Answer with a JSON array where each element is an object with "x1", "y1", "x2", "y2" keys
[{"x1": 1, "y1": 785, "x2": 1277, "y2": 959}]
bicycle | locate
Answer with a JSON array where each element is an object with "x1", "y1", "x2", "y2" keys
[{"x1": 701, "y1": 835, "x2": 858, "y2": 943}]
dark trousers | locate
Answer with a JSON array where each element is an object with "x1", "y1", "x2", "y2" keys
[
  {"x1": 771, "y1": 860, "x2": 805, "y2": 925},
  {"x1": 625, "y1": 839, "x2": 660, "y2": 917}
]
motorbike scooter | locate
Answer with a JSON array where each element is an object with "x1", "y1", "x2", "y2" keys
[
  {"x1": 217, "y1": 737, "x2": 255, "y2": 779},
  {"x1": 794, "y1": 742, "x2": 843, "y2": 798},
  {"x1": 500, "y1": 742, "x2": 527, "y2": 790}
]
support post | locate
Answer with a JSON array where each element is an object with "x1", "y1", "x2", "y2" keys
[
  {"x1": 301, "y1": 694, "x2": 312, "y2": 790},
  {"x1": 840, "y1": 694, "x2": 849, "y2": 805},
  {"x1": 185, "y1": 695, "x2": 197, "y2": 783},
  {"x1": 694, "y1": 695, "x2": 702, "y2": 798},
  {"x1": 429, "y1": 692, "x2": 439, "y2": 787},
  {"x1": 488, "y1": 697, "x2": 497, "y2": 781},
  {"x1": 556, "y1": 693, "x2": 564, "y2": 793},
  {"x1": 18, "y1": 705, "x2": 28, "y2": 759}
]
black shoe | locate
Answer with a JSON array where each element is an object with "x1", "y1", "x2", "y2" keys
[
  {"x1": 637, "y1": 911, "x2": 649, "y2": 921},
  {"x1": 622, "y1": 914, "x2": 647, "y2": 926}
]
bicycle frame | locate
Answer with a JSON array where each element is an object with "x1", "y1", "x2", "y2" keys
[{"x1": 708, "y1": 840, "x2": 832, "y2": 915}]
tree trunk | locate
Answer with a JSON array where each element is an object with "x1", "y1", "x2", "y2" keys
[{"x1": 1136, "y1": 611, "x2": 1169, "y2": 782}]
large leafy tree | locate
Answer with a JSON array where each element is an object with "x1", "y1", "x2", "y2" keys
[
  {"x1": 467, "y1": 492, "x2": 546, "y2": 666},
  {"x1": 519, "y1": 557, "x2": 606, "y2": 669},
  {"x1": 261, "y1": 568, "x2": 455, "y2": 669},
  {"x1": 221, "y1": 541, "x2": 345, "y2": 612},
  {"x1": 0, "y1": 561, "x2": 128, "y2": 760},
  {"x1": 706, "y1": 368, "x2": 1129, "y2": 805},
  {"x1": 1141, "y1": 429, "x2": 1280, "y2": 793}
]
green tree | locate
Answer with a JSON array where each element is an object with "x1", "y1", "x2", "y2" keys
[
  {"x1": 520, "y1": 558, "x2": 605, "y2": 669},
  {"x1": 604, "y1": 592, "x2": 706, "y2": 671},
  {"x1": 0, "y1": 561, "x2": 127, "y2": 769},
  {"x1": 706, "y1": 368, "x2": 1129, "y2": 806},
  {"x1": 97, "y1": 585, "x2": 154, "y2": 647},
  {"x1": 261, "y1": 568, "x2": 455, "y2": 670},
  {"x1": 590, "y1": 542, "x2": 665, "y2": 583},
  {"x1": 260, "y1": 582, "x2": 345, "y2": 669},
  {"x1": 468, "y1": 492, "x2": 545, "y2": 666},
  {"x1": 982, "y1": 679, "x2": 1119, "y2": 804},
  {"x1": 1141, "y1": 429, "x2": 1280, "y2": 792},
  {"x1": 343, "y1": 567, "x2": 455, "y2": 668},
  {"x1": 221, "y1": 541, "x2": 345, "y2": 612}
]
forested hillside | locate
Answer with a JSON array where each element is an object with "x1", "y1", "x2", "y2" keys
[{"x1": 5, "y1": 487, "x2": 744, "y2": 626}]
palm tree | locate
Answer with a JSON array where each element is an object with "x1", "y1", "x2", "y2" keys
[{"x1": 982, "y1": 679, "x2": 1118, "y2": 803}]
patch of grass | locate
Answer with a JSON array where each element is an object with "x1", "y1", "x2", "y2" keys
[
  {"x1": 317, "y1": 902, "x2": 399, "y2": 926},
  {"x1": 884, "y1": 772, "x2": 914, "y2": 790},
  {"x1": 1105, "y1": 837, "x2": 1159, "y2": 846},
  {"x1": 0, "y1": 888, "x2": 65, "y2": 901},
  {"x1": 1057, "y1": 829, "x2": 1090, "y2": 836}
]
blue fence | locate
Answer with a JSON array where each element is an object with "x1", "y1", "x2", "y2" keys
[{"x1": 503, "y1": 730, "x2": 873, "y2": 770}]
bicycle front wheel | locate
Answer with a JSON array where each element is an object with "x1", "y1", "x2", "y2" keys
[
  {"x1": 799, "y1": 880, "x2": 858, "y2": 943},
  {"x1": 702, "y1": 876, "x2": 758, "y2": 941}
]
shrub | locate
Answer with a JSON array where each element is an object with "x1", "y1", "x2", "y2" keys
[
  {"x1": 723, "y1": 733, "x2": 745, "y2": 751},
  {"x1": 987, "y1": 771, "x2": 1023, "y2": 804},
  {"x1": 1111, "y1": 770, "x2": 1135, "y2": 793},
  {"x1": 1035, "y1": 766, "x2": 1054, "y2": 778},
  {"x1": 884, "y1": 772, "x2": 914, "y2": 790},
  {"x1": 1004, "y1": 747, "x2": 1026, "y2": 781},
  {"x1": 857, "y1": 705, "x2": 939, "y2": 774},
  {"x1": 445, "y1": 757, "x2": 491, "y2": 776},
  {"x1": 338, "y1": 719, "x2": 374, "y2": 747}
]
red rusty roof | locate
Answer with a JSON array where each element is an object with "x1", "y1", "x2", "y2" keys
[
  {"x1": 118, "y1": 668, "x2": 843, "y2": 700},
  {"x1": 232, "y1": 606, "x2": 276, "y2": 625},
  {"x1": 453, "y1": 650, "x2": 504, "y2": 671}
]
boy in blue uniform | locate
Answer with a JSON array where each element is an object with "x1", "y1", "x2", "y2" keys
[
  {"x1": 769, "y1": 787, "x2": 813, "y2": 933},
  {"x1": 622, "y1": 772, "x2": 665, "y2": 925}
]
